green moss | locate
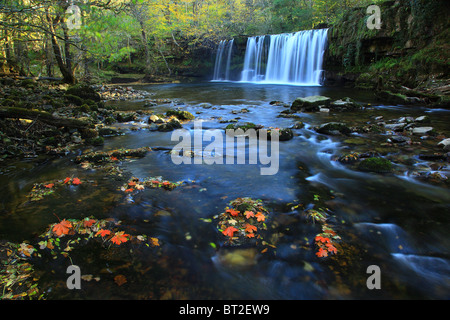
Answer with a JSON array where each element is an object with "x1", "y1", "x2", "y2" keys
[
  {"x1": 358, "y1": 157, "x2": 393, "y2": 173},
  {"x1": 165, "y1": 110, "x2": 195, "y2": 121}
]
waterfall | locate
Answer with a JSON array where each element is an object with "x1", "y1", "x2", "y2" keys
[
  {"x1": 241, "y1": 29, "x2": 328, "y2": 85},
  {"x1": 212, "y1": 39, "x2": 234, "y2": 81}
]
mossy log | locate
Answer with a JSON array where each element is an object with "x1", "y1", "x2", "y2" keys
[{"x1": 0, "y1": 107, "x2": 90, "y2": 129}]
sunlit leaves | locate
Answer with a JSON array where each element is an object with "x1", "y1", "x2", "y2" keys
[{"x1": 216, "y1": 197, "x2": 270, "y2": 246}]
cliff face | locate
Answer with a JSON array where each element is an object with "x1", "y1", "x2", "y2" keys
[{"x1": 324, "y1": 0, "x2": 449, "y2": 96}]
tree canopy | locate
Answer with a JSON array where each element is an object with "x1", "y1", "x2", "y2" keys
[{"x1": 0, "y1": 0, "x2": 386, "y2": 83}]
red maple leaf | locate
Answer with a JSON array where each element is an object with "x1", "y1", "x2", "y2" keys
[
  {"x1": 226, "y1": 209, "x2": 240, "y2": 217},
  {"x1": 244, "y1": 223, "x2": 257, "y2": 234},
  {"x1": 44, "y1": 183, "x2": 54, "y2": 189},
  {"x1": 222, "y1": 226, "x2": 238, "y2": 238},
  {"x1": 83, "y1": 219, "x2": 96, "y2": 228},
  {"x1": 63, "y1": 177, "x2": 71, "y2": 184},
  {"x1": 326, "y1": 243, "x2": 338, "y2": 254},
  {"x1": 52, "y1": 219, "x2": 73, "y2": 237},
  {"x1": 110, "y1": 231, "x2": 129, "y2": 245},
  {"x1": 315, "y1": 235, "x2": 331, "y2": 244},
  {"x1": 246, "y1": 233, "x2": 255, "y2": 238},
  {"x1": 316, "y1": 248, "x2": 328, "y2": 258},
  {"x1": 95, "y1": 229, "x2": 111, "y2": 237},
  {"x1": 244, "y1": 211, "x2": 255, "y2": 219},
  {"x1": 255, "y1": 212, "x2": 265, "y2": 222},
  {"x1": 72, "y1": 178, "x2": 81, "y2": 185}
]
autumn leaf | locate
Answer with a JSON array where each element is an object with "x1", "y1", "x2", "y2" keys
[
  {"x1": 95, "y1": 229, "x2": 111, "y2": 237},
  {"x1": 63, "y1": 177, "x2": 71, "y2": 184},
  {"x1": 72, "y1": 178, "x2": 81, "y2": 185},
  {"x1": 222, "y1": 226, "x2": 238, "y2": 238},
  {"x1": 83, "y1": 219, "x2": 96, "y2": 228},
  {"x1": 128, "y1": 181, "x2": 136, "y2": 187},
  {"x1": 246, "y1": 233, "x2": 255, "y2": 238},
  {"x1": 255, "y1": 212, "x2": 265, "y2": 222},
  {"x1": 326, "y1": 243, "x2": 337, "y2": 254},
  {"x1": 150, "y1": 237, "x2": 160, "y2": 247},
  {"x1": 244, "y1": 223, "x2": 257, "y2": 234},
  {"x1": 226, "y1": 209, "x2": 240, "y2": 217},
  {"x1": 244, "y1": 211, "x2": 255, "y2": 219},
  {"x1": 227, "y1": 219, "x2": 237, "y2": 225},
  {"x1": 44, "y1": 183, "x2": 54, "y2": 189},
  {"x1": 316, "y1": 248, "x2": 328, "y2": 258},
  {"x1": 110, "y1": 231, "x2": 130, "y2": 245},
  {"x1": 52, "y1": 219, "x2": 73, "y2": 237},
  {"x1": 124, "y1": 188, "x2": 134, "y2": 193},
  {"x1": 135, "y1": 184, "x2": 145, "y2": 190},
  {"x1": 110, "y1": 156, "x2": 119, "y2": 161},
  {"x1": 114, "y1": 274, "x2": 127, "y2": 286},
  {"x1": 315, "y1": 236, "x2": 331, "y2": 244}
]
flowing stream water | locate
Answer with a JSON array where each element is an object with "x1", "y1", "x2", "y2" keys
[{"x1": 1, "y1": 82, "x2": 449, "y2": 300}]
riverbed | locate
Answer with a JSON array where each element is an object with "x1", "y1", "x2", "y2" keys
[{"x1": 1, "y1": 82, "x2": 449, "y2": 300}]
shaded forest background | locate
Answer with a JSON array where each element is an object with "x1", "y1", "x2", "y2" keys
[{"x1": 0, "y1": 0, "x2": 384, "y2": 84}]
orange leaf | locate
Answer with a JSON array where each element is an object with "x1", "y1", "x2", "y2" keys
[
  {"x1": 95, "y1": 229, "x2": 111, "y2": 237},
  {"x1": 316, "y1": 248, "x2": 328, "y2": 258},
  {"x1": 244, "y1": 211, "x2": 255, "y2": 219},
  {"x1": 124, "y1": 188, "x2": 134, "y2": 193},
  {"x1": 255, "y1": 212, "x2": 265, "y2": 222},
  {"x1": 83, "y1": 219, "x2": 96, "y2": 228},
  {"x1": 110, "y1": 231, "x2": 129, "y2": 245},
  {"x1": 244, "y1": 223, "x2": 257, "y2": 234},
  {"x1": 110, "y1": 156, "x2": 118, "y2": 161},
  {"x1": 222, "y1": 226, "x2": 238, "y2": 238},
  {"x1": 128, "y1": 181, "x2": 136, "y2": 186},
  {"x1": 52, "y1": 219, "x2": 73, "y2": 237},
  {"x1": 72, "y1": 178, "x2": 81, "y2": 185},
  {"x1": 63, "y1": 177, "x2": 71, "y2": 184},
  {"x1": 246, "y1": 233, "x2": 255, "y2": 238},
  {"x1": 44, "y1": 183, "x2": 54, "y2": 189},
  {"x1": 114, "y1": 274, "x2": 127, "y2": 286},
  {"x1": 326, "y1": 243, "x2": 337, "y2": 254},
  {"x1": 226, "y1": 209, "x2": 240, "y2": 217}
]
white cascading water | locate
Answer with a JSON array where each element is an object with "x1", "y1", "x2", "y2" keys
[
  {"x1": 212, "y1": 39, "x2": 234, "y2": 81},
  {"x1": 241, "y1": 29, "x2": 328, "y2": 85}
]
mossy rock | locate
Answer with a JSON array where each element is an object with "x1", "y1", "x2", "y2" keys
[
  {"x1": 88, "y1": 136, "x2": 104, "y2": 146},
  {"x1": 64, "y1": 94, "x2": 84, "y2": 106},
  {"x1": 358, "y1": 157, "x2": 393, "y2": 173},
  {"x1": 165, "y1": 110, "x2": 195, "y2": 121},
  {"x1": 316, "y1": 122, "x2": 352, "y2": 136},
  {"x1": 66, "y1": 84, "x2": 101, "y2": 102},
  {"x1": 291, "y1": 96, "x2": 331, "y2": 112}
]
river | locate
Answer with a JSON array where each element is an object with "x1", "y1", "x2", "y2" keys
[{"x1": 1, "y1": 82, "x2": 449, "y2": 300}]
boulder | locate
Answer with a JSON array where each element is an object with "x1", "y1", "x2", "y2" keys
[
  {"x1": 291, "y1": 95, "x2": 331, "y2": 112},
  {"x1": 316, "y1": 122, "x2": 351, "y2": 136},
  {"x1": 412, "y1": 127, "x2": 434, "y2": 136},
  {"x1": 358, "y1": 157, "x2": 393, "y2": 173},
  {"x1": 329, "y1": 97, "x2": 363, "y2": 111},
  {"x1": 437, "y1": 138, "x2": 450, "y2": 151},
  {"x1": 165, "y1": 110, "x2": 195, "y2": 121}
]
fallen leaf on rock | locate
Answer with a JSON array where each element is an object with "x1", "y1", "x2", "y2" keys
[{"x1": 114, "y1": 274, "x2": 127, "y2": 286}]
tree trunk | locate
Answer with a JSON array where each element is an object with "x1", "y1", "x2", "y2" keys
[{"x1": 45, "y1": 8, "x2": 77, "y2": 84}]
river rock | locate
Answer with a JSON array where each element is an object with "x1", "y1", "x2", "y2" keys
[
  {"x1": 389, "y1": 135, "x2": 411, "y2": 144},
  {"x1": 358, "y1": 157, "x2": 393, "y2": 173},
  {"x1": 415, "y1": 115, "x2": 430, "y2": 123},
  {"x1": 316, "y1": 122, "x2": 351, "y2": 136},
  {"x1": 148, "y1": 114, "x2": 164, "y2": 123},
  {"x1": 384, "y1": 123, "x2": 406, "y2": 132},
  {"x1": 157, "y1": 118, "x2": 182, "y2": 132},
  {"x1": 438, "y1": 138, "x2": 450, "y2": 151},
  {"x1": 412, "y1": 127, "x2": 434, "y2": 136},
  {"x1": 166, "y1": 110, "x2": 195, "y2": 121},
  {"x1": 329, "y1": 97, "x2": 363, "y2": 111},
  {"x1": 291, "y1": 95, "x2": 331, "y2": 112}
]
